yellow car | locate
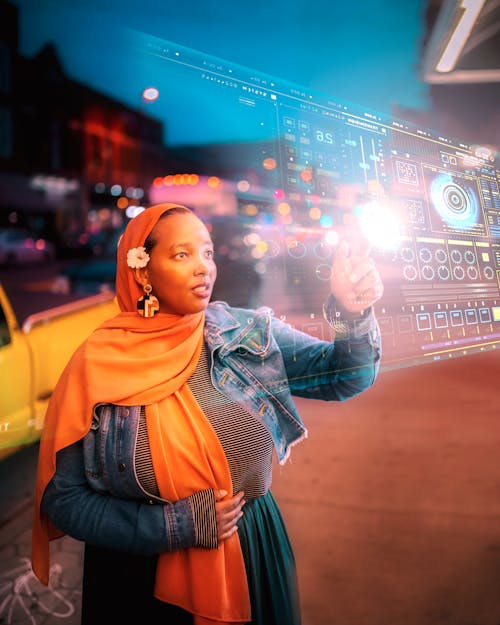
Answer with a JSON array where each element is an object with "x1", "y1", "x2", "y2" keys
[{"x1": 0, "y1": 284, "x2": 118, "y2": 461}]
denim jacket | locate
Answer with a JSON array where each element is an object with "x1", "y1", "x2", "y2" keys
[{"x1": 41, "y1": 300, "x2": 381, "y2": 555}]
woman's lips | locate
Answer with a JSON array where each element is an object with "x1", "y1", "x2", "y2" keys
[{"x1": 192, "y1": 283, "x2": 211, "y2": 296}]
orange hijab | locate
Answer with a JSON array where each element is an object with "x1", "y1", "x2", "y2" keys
[{"x1": 31, "y1": 203, "x2": 250, "y2": 624}]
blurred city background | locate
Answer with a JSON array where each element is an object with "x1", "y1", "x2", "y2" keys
[
  {"x1": 0, "y1": 0, "x2": 498, "y2": 315},
  {"x1": 1, "y1": 1, "x2": 498, "y2": 295},
  {"x1": 1, "y1": 0, "x2": 498, "y2": 355}
]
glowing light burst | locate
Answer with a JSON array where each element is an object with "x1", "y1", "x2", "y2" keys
[
  {"x1": 354, "y1": 201, "x2": 403, "y2": 251},
  {"x1": 430, "y1": 174, "x2": 479, "y2": 230}
]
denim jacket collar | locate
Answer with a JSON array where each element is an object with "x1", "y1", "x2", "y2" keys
[{"x1": 204, "y1": 301, "x2": 272, "y2": 358}]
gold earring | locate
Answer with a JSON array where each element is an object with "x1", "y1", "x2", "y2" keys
[{"x1": 136, "y1": 284, "x2": 160, "y2": 318}]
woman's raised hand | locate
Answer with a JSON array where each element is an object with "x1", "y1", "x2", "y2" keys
[
  {"x1": 330, "y1": 236, "x2": 384, "y2": 315},
  {"x1": 214, "y1": 490, "x2": 245, "y2": 542}
]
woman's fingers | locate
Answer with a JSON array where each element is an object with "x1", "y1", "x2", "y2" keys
[
  {"x1": 350, "y1": 266, "x2": 384, "y2": 308},
  {"x1": 331, "y1": 243, "x2": 384, "y2": 313},
  {"x1": 214, "y1": 489, "x2": 228, "y2": 500},
  {"x1": 215, "y1": 490, "x2": 245, "y2": 542}
]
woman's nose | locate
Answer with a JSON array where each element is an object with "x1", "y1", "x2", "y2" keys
[{"x1": 194, "y1": 254, "x2": 210, "y2": 274}]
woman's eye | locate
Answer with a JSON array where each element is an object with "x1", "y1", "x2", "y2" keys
[
  {"x1": 205, "y1": 249, "x2": 214, "y2": 259},
  {"x1": 175, "y1": 252, "x2": 187, "y2": 259}
]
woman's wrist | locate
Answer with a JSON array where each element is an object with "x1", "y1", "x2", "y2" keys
[{"x1": 323, "y1": 295, "x2": 371, "y2": 339}]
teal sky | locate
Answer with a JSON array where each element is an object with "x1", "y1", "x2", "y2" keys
[{"x1": 10, "y1": 0, "x2": 430, "y2": 145}]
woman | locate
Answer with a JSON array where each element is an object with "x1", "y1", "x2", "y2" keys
[{"x1": 32, "y1": 202, "x2": 383, "y2": 625}]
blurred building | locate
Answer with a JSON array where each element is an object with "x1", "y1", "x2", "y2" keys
[
  {"x1": 0, "y1": 0, "x2": 15, "y2": 165},
  {"x1": 0, "y1": 0, "x2": 172, "y2": 253},
  {"x1": 396, "y1": 0, "x2": 499, "y2": 163}
]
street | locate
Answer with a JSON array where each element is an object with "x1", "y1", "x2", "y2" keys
[
  {"x1": 1, "y1": 347, "x2": 499, "y2": 625},
  {"x1": 275, "y1": 351, "x2": 500, "y2": 625}
]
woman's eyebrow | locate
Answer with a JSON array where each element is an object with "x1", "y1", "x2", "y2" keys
[
  {"x1": 168, "y1": 240, "x2": 213, "y2": 251},
  {"x1": 169, "y1": 241, "x2": 191, "y2": 250}
]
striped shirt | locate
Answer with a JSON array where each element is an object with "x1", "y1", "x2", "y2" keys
[{"x1": 134, "y1": 342, "x2": 274, "y2": 546}]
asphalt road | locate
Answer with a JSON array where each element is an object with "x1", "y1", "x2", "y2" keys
[{"x1": 273, "y1": 350, "x2": 500, "y2": 625}]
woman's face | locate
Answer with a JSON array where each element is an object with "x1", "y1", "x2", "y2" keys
[{"x1": 136, "y1": 211, "x2": 217, "y2": 315}]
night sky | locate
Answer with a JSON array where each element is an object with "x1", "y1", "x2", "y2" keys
[{"x1": 10, "y1": 0, "x2": 430, "y2": 145}]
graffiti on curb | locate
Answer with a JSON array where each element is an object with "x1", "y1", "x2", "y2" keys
[{"x1": 0, "y1": 557, "x2": 76, "y2": 624}]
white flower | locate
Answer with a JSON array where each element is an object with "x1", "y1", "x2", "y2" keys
[{"x1": 126, "y1": 246, "x2": 150, "y2": 269}]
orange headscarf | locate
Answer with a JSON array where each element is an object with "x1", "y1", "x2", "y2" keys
[{"x1": 31, "y1": 203, "x2": 250, "y2": 624}]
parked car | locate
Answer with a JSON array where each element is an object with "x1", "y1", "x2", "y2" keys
[{"x1": 0, "y1": 228, "x2": 56, "y2": 265}]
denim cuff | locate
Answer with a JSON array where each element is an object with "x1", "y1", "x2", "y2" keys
[
  {"x1": 323, "y1": 294, "x2": 376, "y2": 339},
  {"x1": 163, "y1": 495, "x2": 197, "y2": 551}
]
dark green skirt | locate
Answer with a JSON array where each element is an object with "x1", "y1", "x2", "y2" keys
[
  {"x1": 81, "y1": 491, "x2": 301, "y2": 625},
  {"x1": 238, "y1": 490, "x2": 302, "y2": 625}
]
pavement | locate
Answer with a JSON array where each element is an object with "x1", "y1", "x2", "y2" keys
[
  {"x1": 0, "y1": 444, "x2": 83, "y2": 625},
  {"x1": 1, "y1": 349, "x2": 499, "y2": 625}
]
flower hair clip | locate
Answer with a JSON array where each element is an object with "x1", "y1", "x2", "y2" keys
[{"x1": 126, "y1": 246, "x2": 150, "y2": 269}]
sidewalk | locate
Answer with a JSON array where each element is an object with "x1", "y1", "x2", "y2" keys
[
  {"x1": 0, "y1": 514, "x2": 83, "y2": 625},
  {"x1": 0, "y1": 444, "x2": 83, "y2": 625}
]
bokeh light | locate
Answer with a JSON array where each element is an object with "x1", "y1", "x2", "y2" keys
[
  {"x1": 142, "y1": 86, "x2": 159, "y2": 102},
  {"x1": 207, "y1": 176, "x2": 221, "y2": 188},
  {"x1": 262, "y1": 158, "x2": 277, "y2": 170},
  {"x1": 126, "y1": 205, "x2": 146, "y2": 219},
  {"x1": 324, "y1": 230, "x2": 340, "y2": 246},
  {"x1": 237, "y1": 179, "x2": 250, "y2": 192},
  {"x1": 300, "y1": 168, "x2": 313, "y2": 183},
  {"x1": 308, "y1": 207, "x2": 321, "y2": 220},
  {"x1": 319, "y1": 215, "x2": 333, "y2": 228},
  {"x1": 243, "y1": 204, "x2": 258, "y2": 216},
  {"x1": 277, "y1": 202, "x2": 291, "y2": 215}
]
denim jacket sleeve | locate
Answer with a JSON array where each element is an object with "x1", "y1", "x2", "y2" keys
[
  {"x1": 271, "y1": 304, "x2": 381, "y2": 401},
  {"x1": 41, "y1": 439, "x2": 218, "y2": 554}
]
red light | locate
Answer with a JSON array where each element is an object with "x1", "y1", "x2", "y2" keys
[
  {"x1": 300, "y1": 169, "x2": 313, "y2": 183},
  {"x1": 262, "y1": 158, "x2": 277, "y2": 170},
  {"x1": 273, "y1": 189, "x2": 285, "y2": 200}
]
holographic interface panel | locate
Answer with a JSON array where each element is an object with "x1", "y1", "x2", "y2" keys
[{"x1": 136, "y1": 33, "x2": 500, "y2": 369}]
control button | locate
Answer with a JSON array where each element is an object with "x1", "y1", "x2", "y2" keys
[
  {"x1": 438, "y1": 265, "x2": 450, "y2": 280},
  {"x1": 421, "y1": 265, "x2": 435, "y2": 280},
  {"x1": 403, "y1": 265, "x2": 418, "y2": 281},
  {"x1": 453, "y1": 266, "x2": 465, "y2": 280},
  {"x1": 419, "y1": 247, "x2": 432, "y2": 263},
  {"x1": 435, "y1": 248, "x2": 447, "y2": 264}
]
